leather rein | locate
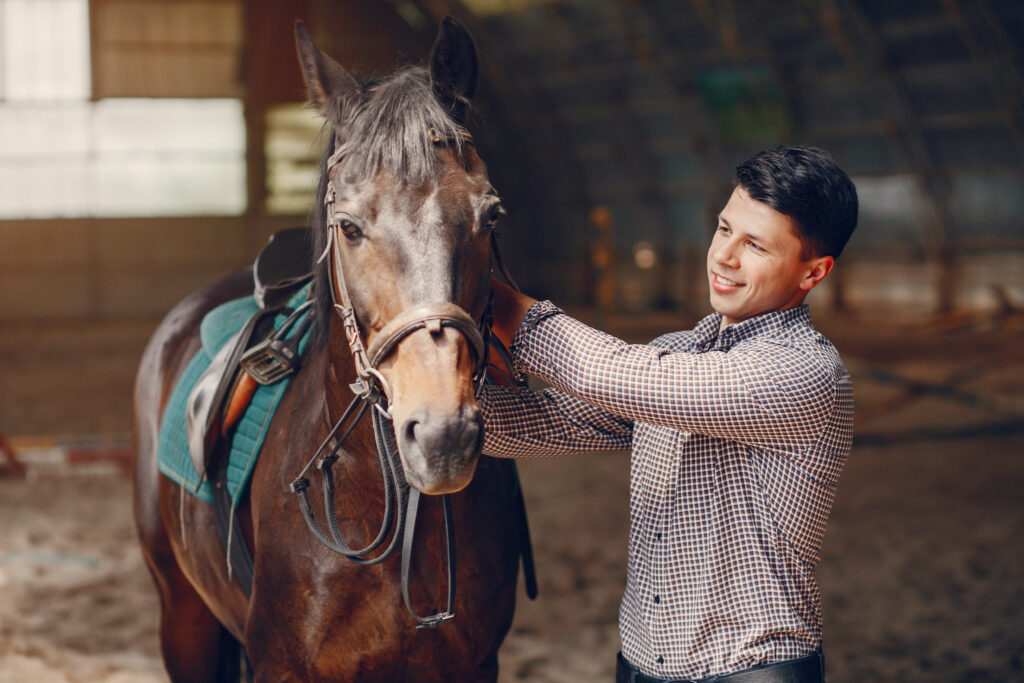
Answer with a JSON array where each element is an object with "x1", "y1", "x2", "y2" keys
[{"x1": 289, "y1": 129, "x2": 518, "y2": 629}]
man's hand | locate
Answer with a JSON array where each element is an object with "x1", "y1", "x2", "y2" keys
[{"x1": 490, "y1": 277, "x2": 537, "y2": 349}]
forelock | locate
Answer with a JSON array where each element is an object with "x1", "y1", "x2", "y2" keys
[{"x1": 331, "y1": 67, "x2": 470, "y2": 185}]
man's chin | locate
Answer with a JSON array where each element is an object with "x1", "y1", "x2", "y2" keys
[{"x1": 708, "y1": 292, "x2": 736, "y2": 316}]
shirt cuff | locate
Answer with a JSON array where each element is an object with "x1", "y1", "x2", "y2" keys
[{"x1": 509, "y1": 300, "x2": 564, "y2": 376}]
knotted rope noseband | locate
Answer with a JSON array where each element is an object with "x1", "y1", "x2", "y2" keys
[{"x1": 290, "y1": 128, "x2": 499, "y2": 628}]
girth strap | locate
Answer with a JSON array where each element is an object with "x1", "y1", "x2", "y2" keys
[{"x1": 212, "y1": 448, "x2": 255, "y2": 594}]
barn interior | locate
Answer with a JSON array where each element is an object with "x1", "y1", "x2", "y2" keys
[{"x1": 0, "y1": 1, "x2": 1022, "y2": 681}]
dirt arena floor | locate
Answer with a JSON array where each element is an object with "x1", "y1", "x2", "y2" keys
[{"x1": 1, "y1": 309, "x2": 1022, "y2": 682}]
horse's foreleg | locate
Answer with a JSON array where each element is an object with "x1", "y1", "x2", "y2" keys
[
  {"x1": 134, "y1": 430, "x2": 244, "y2": 682},
  {"x1": 140, "y1": 535, "x2": 245, "y2": 682}
]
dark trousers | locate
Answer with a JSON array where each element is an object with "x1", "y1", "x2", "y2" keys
[{"x1": 616, "y1": 651, "x2": 824, "y2": 683}]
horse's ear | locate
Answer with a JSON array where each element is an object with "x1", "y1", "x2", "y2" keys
[
  {"x1": 429, "y1": 16, "x2": 477, "y2": 123},
  {"x1": 294, "y1": 20, "x2": 361, "y2": 121}
]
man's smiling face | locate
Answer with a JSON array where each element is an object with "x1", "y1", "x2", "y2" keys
[{"x1": 707, "y1": 186, "x2": 833, "y2": 328}]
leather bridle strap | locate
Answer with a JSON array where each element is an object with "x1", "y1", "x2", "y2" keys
[
  {"x1": 318, "y1": 222, "x2": 383, "y2": 398},
  {"x1": 319, "y1": 226, "x2": 487, "y2": 406},
  {"x1": 402, "y1": 488, "x2": 456, "y2": 628},
  {"x1": 294, "y1": 128, "x2": 493, "y2": 628},
  {"x1": 366, "y1": 302, "x2": 486, "y2": 370}
]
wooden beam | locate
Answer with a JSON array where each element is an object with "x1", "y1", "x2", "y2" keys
[
  {"x1": 941, "y1": 0, "x2": 1024, "y2": 166},
  {"x1": 809, "y1": 0, "x2": 959, "y2": 313}
]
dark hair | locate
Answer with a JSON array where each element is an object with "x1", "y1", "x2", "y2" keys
[{"x1": 735, "y1": 146, "x2": 858, "y2": 259}]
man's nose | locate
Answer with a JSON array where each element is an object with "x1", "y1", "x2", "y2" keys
[{"x1": 713, "y1": 237, "x2": 739, "y2": 267}]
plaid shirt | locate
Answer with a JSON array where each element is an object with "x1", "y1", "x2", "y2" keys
[{"x1": 479, "y1": 301, "x2": 853, "y2": 680}]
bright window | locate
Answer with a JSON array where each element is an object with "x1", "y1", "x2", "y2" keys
[
  {"x1": 1, "y1": 0, "x2": 91, "y2": 100},
  {"x1": 265, "y1": 104, "x2": 327, "y2": 216},
  {"x1": 0, "y1": 0, "x2": 246, "y2": 218}
]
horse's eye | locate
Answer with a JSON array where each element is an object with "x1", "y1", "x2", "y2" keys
[
  {"x1": 485, "y1": 204, "x2": 505, "y2": 231},
  {"x1": 339, "y1": 219, "x2": 362, "y2": 240}
]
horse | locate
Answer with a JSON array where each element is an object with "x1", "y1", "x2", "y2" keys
[{"x1": 132, "y1": 18, "x2": 527, "y2": 681}]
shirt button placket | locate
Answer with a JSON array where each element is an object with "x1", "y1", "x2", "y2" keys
[
  {"x1": 650, "y1": 527, "x2": 666, "y2": 672},
  {"x1": 652, "y1": 531, "x2": 663, "y2": 609}
]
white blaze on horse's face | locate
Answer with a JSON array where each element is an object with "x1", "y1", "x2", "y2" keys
[{"x1": 296, "y1": 18, "x2": 496, "y2": 495}]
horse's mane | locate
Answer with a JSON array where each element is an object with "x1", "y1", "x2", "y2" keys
[{"x1": 309, "y1": 66, "x2": 473, "y2": 338}]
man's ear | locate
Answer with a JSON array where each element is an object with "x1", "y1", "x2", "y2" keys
[{"x1": 799, "y1": 256, "x2": 834, "y2": 292}]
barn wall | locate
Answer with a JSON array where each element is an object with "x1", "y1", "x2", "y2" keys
[
  {"x1": 0, "y1": 0, "x2": 429, "y2": 325},
  {"x1": 3, "y1": 0, "x2": 1023, "y2": 324},
  {"x1": 0, "y1": 215, "x2": 296, "y2": 323}
]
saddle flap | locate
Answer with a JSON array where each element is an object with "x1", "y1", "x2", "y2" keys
[
  {"x1": 186, "y1": 327, "x2": 246, "y2": 480},
  {"x1": 186, "y1": 308, "x2": 281, "y2": 482}
]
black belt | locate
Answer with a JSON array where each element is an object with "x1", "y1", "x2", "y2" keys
[{"x1": 616, "y1": 651, "x2": 824, "y2": 683}]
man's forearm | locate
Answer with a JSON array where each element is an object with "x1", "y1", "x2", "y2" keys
[{"x1": 480, "y1": 384, "x2": 633, "y2": 458}]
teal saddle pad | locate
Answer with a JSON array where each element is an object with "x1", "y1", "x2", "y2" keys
[{"x1": 156, "y1": 285, "x2": 313, "y2": 506}]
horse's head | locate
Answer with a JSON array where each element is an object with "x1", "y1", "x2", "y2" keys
[{"x1": 296, "y1": 19, "x2": 501, "y2": 495}]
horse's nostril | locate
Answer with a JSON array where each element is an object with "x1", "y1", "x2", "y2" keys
[
  {"x1": 400, "y1": 408, "x2": 481, "y2": 457},
  {"x1": 404, "y1": 418, "x2": 421, "y2": 446}
]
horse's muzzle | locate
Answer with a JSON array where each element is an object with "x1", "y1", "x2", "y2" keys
[{"x1": 397, "y1": 404, "x2": 483, "y2": 494}]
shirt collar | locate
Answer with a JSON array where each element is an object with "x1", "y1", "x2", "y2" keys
[{"x1": 694, "y1": 305, "x2": 812, "y2": 352}]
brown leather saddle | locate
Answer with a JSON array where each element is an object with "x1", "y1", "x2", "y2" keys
[
  {"x1": 186, "y1": 227, "x2": 315, "y2": 485},
  {"x1": 183, "y1": 227, "x2": 315, "y2": 592}
]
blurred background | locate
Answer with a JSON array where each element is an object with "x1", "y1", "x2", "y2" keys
[{"x1": 0, "y1": 1, "x2": 1021, "y2": 682}]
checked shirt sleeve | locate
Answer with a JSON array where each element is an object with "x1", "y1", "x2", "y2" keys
[
  {"x1": 479, "y1": 383, "x2": 633, "y2": 457},
  {"x1": 511, "y1": 301, "x2": 838, "y2": 456}
]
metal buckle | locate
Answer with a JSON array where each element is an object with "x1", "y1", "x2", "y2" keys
[
  {"x1": 415, "y1": 612, "x2": 454, "y2": 630},
  {"x1": 240, "y1": 338, "x2": 299, "y2": 385}
]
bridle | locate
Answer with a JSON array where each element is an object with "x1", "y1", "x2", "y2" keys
[
  {"x1": 289, "y1": 129, "x2": 517, "y2": 629},
  {"x1": 317, "y1": 129, "x2": 489, "y2": 407}
]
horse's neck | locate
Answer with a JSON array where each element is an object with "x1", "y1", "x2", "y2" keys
[
  {"x1": 321, "y1": 312, "x2": 380, "y2": 454},
  {"x1": 320, "y1": 312, "x2": 358, "y2": 418},
  {"x1": 307, "y1": 312, "x2": 391, "y2": 499}
]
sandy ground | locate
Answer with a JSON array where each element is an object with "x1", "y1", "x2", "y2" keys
[{"x1": 1, "y1": 311, "x2": 1022, "y2": 682}]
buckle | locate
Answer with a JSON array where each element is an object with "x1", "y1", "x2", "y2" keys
[
  {"x1": 415, "y1": 612, "x2": 454, "y2": 630},
  {"x1": 240, "y1": 337, "x2": 300, "y2": 385}
]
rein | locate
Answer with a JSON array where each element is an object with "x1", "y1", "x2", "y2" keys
[{"x1": 289, "y1": 128, "x2": 513, "y2": 629}]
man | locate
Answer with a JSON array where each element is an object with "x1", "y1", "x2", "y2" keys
[{"x1": 481, "y1": 146, "x2": 858, "y2": 682}]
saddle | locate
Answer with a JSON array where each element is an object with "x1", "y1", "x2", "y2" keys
[
  {"x1": 184, "y1": 227, "x2": 315, "y2": 592},
  {"x1": 186, "y1": 227, "x2": 315, "y2": 483}
]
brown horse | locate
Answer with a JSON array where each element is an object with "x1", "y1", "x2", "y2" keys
[{"x1": 132, "y1": 18, "x2": 525, "y2": 682}]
